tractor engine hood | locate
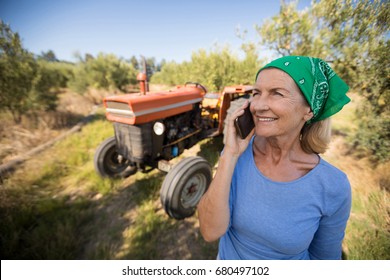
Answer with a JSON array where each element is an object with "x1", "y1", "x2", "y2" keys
[{"x1": 104, "y1": 84, "x2": 206, "y2": 125}]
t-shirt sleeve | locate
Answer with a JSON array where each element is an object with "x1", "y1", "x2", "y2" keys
[{"x1": 308, "y1": 176, "x2": 352, "y2": 260}]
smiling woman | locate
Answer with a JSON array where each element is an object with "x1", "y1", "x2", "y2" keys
[
  {"x1": 198, "y1": 55, "x2": 352, "y2": 260},
  {"x1": 251, "y1": 68, "x2": 314, "y2": 140}
]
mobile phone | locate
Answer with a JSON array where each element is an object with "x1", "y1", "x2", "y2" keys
[{"x1": 234, "y1": 103, "x2": 255, "y2": 139}]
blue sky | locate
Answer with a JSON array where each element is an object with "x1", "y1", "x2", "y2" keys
[{"x1": 0, "y1": 0, "x2": 311, "y2": 63}]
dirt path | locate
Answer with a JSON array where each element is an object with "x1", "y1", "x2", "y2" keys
[{"x1": 0, "y1": 105, "x2": 98, "y2": 179}]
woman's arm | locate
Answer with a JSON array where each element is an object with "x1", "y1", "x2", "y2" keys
[
  {"x1": 198, "y1": 100, "x2": 254, "y2": 242},
  {"x1": 197, "y1": 152, "x2": 238, "y2": 242},
  {"x1": 308, "y1": 177, "x2": 352, "y2": 259}
]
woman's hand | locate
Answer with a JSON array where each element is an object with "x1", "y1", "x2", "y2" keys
[{"x1": 224, "y1": 100, "x2": 254, "y2": 158}]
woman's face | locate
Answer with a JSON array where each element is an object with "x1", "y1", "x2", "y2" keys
[{"x1": 251, "y1": 68, "x2": 313, "y2": 139}]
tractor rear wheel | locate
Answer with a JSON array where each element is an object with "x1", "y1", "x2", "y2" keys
[
  {"x1": 160, "y1": 156, "x2": 212, "y2": 220},
  {"x1": 94, "y1": 136, "x2": 136, "y2": 178}
]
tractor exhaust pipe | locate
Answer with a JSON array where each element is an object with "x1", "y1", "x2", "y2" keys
[
  {"x1": 137, "y1": 72, "x2": 148, "y2": 95},
  {"x1": 137, "y1": 55, "x2": 149, "y2": 95}
]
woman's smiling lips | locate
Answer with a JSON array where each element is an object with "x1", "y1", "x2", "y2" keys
[{"x1": 256, "y1": 116, "x2": 278, "y2": 122}]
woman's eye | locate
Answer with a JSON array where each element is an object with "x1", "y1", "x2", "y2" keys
[{"x1": 273, "y1": 91, "x2": 283, "y2": 97}]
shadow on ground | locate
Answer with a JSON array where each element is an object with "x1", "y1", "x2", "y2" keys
[{"x1": 0, "y1": 135, "x2": 222, "y2": 260}]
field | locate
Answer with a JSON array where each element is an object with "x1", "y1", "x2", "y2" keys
[{"x1": 0, "y1": 90, "x2": 389, "y2": 260}]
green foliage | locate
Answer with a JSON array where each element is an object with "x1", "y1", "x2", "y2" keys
[
  {"x1": 256, "y1": 1, "x2": 316, "y2": 57},
  {"x1": 256, "y1": 0, "x2": 389, "y2": 162},
  {"x1": 68, "y1": 53, "x2": 138, "y2": 93},
  {"x1": 0, "y1": 22, "x2": 77, "y2": 121},
  {"x1": 39, "y1": 50, "x2": 58, "y2": 62},
  {"x1": 351, "y1": 38, "x2": 390, "y2": 163},
  {"x1": 29, "y1": 60, "x2": 75, "y2": 111},
  {"x1": 352, "y1": 111, "x2": 390, "y2": 163},
  {"x1": 0, "y1": 20, "x2": 38, "y2": 122},
  {"x1": 151, "y1": 45, "x2": 262, "y2": 92},
  {"x1": 129, "y1": 55, "x2": 139, "y2": 70},
  {"x1": 129, "y1": 55, "x2": 163, "y2": 76}
]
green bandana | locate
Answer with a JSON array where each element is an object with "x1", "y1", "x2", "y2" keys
[{"x1": 255, "y1": 56, "x2": 350, "y2": 124}]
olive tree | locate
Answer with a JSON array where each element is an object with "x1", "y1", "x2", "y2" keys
[{"x1": 0, "y1": 20, "x2": 37, "y2": 122}]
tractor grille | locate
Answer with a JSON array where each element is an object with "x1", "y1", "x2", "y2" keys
[{"x1": 113, "y1": 122, "x2": 153, "y2": 164}]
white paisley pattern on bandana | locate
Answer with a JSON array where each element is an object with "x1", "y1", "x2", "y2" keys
[{"x1": 309, "y1": 57, "x2": 336, "y2": 121}]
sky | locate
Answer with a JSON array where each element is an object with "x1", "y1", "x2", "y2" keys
[{"x1": 0, "y1": 0, "x2": 311, "y2": 63}]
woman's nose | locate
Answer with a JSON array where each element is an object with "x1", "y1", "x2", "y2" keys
[{"x1": 252, "y1": 96, "x2": 270, "y2": 111}]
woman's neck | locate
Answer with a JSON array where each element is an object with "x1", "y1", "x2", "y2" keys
[
  {"x1": 252, "y1": 135, "x2": 319, "y2": 182},
  {"x1": 253, "y1": 134, "x2": 304, "y2": 164}
]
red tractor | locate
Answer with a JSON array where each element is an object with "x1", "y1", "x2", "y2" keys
[{"x1": 94, "y1": 73, "x2": 253, "y2": 219}]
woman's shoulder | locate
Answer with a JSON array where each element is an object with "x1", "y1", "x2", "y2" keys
[
  {"x1": 317, "y1": 157, "x2": 348, "y2": 179},
  {"x1": 315, "y1": 157, "x2": 351, "y2": 197}
]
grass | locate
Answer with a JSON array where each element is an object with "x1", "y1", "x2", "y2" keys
[
  {"x1": 0, "y1": 113, "x2": 116, "y2": 259},
  {"x1": 342, "y1": 165, "x2": 390, "y2": 259},
  {"x1": 0, "y1": 111, "x2": 219, "y2": 259},
  {"x1": 0, "y1": 103, "x2": 388, "y2": 260}
]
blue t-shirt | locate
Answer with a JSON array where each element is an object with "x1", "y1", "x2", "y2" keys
[{"x1": 218, "y1": 138, "x2": 351, "y2": 260}]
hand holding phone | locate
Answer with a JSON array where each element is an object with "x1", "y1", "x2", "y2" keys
[{"x1": 234, "y1": 103, "x2": 255, "y2": 139}]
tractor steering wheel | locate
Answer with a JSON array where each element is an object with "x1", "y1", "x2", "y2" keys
[{"x1": 185, "y1": 82, "x2": 207, "y2": 93}]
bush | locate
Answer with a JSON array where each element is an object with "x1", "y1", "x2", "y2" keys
[
  {"x1": 0, "y1": 20, "x2": 37, "y2": 122},
  {"x1": 151, "y1": 45, "x2": 262, "y2": 92},
  {"x1": 68, "y1": 53, "x2": 138, "y2": 93},
  {"x1": 28, "y1": 60, "x2": 75, "y2": 112},
  {"x1": 352, "y1": 111, "x2": 390, "y2": 163},
  {"x1": 1, "y1": 22, "x2": 77, "y2": 121}
]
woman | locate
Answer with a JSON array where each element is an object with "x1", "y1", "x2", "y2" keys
[{"x1": 198, "y1": 56, "x2": 352, "y2": 260}]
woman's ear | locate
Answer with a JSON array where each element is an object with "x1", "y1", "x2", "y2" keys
[{"x1": 303, "y1": 109, "x2": 314, "y2": 122}]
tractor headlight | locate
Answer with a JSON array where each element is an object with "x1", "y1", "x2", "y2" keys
[{"x1": 153, "y1": 122, "x2": 165, "y2": 135}]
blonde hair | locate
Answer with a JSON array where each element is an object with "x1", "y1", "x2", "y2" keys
[{"x1": 300, "y1": 118, "x2": 332, "y2": 154}]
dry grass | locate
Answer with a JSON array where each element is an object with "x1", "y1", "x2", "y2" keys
[
  {"x1": 322, "y1": 91, "x2": 388, "y2": 259},
  {"x1": 0, "y1": 90, "x2": 96, "y2": 165},
  {"x1": 322, "y1": 136, "x2": 390, "y2": 259}
]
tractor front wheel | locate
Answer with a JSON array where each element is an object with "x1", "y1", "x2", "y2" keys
[
  {"x1": 160, "y1": 156, "x2": 212, "y2": 220},
  {"x1": 94, "y1": 136, "x2": 136, "y2": 178}
]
